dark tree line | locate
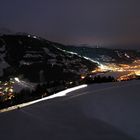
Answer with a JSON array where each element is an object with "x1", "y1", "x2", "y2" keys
[{"x1": 85, "y1": 75, "x2": 116, "y2": 84}]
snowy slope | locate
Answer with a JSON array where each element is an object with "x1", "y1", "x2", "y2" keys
[{"x1": 0, "y1": 80, "x2": 140, "y2": 140}]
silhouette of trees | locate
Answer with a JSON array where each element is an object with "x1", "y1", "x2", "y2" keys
[{"x1": 85, "y1": 75, "x2": 115, "y2": 84}]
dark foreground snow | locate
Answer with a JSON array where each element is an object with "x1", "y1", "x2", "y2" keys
[{"x1": 0, "y1": 80, "x2": 140, "y2": 140}]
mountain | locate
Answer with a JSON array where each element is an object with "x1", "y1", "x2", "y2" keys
[
  {"x1": 58, "y1": 45, "x2": 140, "y2": 64},
  {"x1": 0, "y1": 34, "x2": 97, "y2": 83}
]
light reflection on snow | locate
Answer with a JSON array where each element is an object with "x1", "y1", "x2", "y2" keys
[
  {"x1": 14, "y1": 77, "x2": 20, "y2": 83},
  {"x1": 0, "y1": 84, "x2": 87, "y2": 112}
]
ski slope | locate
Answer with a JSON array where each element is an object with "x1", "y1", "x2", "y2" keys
[{"x1": 0, "y1": 80, "x2": 140, "y2": 140}]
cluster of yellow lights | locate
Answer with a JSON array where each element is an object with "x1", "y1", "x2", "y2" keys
[
  {"x1": 0, "y1": 79, "x2": 15, "y2": 101},
  {"x1": 135, "y1": 70, "x2": 140, "y2": 76},
  {"x1": 90, "y1": 59, "x2": 140, "y2": 81},
  {"x1": 99, "y1": 60, "x2": 140, "y2": 73},
  {"x1": 117, "y1": 72, "x2": 136, "y2": 81}
]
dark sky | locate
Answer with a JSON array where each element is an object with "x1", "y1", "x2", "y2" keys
[{"x1": 0, "y1": 0, "x2": 140, "y2": 47}]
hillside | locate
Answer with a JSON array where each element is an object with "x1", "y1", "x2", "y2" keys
[
  {"x1": 0, "y1": 34, "x2": 97, "y2": 82},
  {"x1": 0, "y1": 34, "x2": 98, "y2": 109}
]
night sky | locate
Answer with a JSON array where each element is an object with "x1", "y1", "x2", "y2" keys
[{"x1": 0, "y1": 0, "x2": 140, "y2": 48}]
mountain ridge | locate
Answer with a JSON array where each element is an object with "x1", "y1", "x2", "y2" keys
[{"x1": 0, "y1": 34, "x2": 97, "y2": 83}]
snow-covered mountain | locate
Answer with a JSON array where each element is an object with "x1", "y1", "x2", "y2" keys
[
  {"x1": 58, "y1": 45, "x2": 140, "y2": 64},
  {"x1": 0, "y1": 34, "x2": 97, "y2": 82}
]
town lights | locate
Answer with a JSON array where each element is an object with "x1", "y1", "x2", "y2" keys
[
  {"x1": 81, "y1": 76, "x2": 85, "y2": 79},
  {"x1": 135, "y1": 70, "x2": 140, "y2": 76}
]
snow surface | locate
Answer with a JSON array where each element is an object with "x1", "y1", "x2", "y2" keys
[{"x1": 0, "y1": 80, "x2": 140, "y2": 140}]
